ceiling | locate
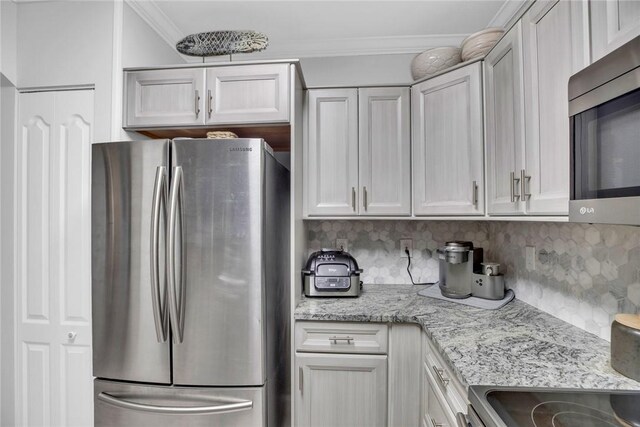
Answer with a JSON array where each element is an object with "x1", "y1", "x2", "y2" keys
[{"x1": 127, "y1": 0, "x2": 523, "y2": 61}]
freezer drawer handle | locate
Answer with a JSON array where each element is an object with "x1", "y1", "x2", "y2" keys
[
  {"x1": 98, "y1": 392, "x2": 253, "y2": 415},
  {"x1": 168, "y1": 166, "x2": 186, "y2": 343},
  {"x1": 150, "y1": 166, "x2": 168, "y2": 343}
]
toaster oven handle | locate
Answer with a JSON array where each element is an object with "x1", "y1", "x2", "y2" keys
[{"x1": 301, "y1": 269, "x2": 312, "y2": 275}]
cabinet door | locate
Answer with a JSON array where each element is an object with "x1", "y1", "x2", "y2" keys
[
  {"x1": 359, "y1": 87, "x2": 411, "y2": 216},
  {"x1": 305, "y1": 89, "x2": 359, "y2": 216},
  {"x1": 485, "y1": 22, "x2": 526, "y2": 215},
  {"x1": 412, "y1": 62, "x2": 484, "y2": 216},
  {"x1": 591, "y1": 0, "x2": 640, "y2": 62},
  {"x1": 421, "y1": 364, "x2": 455, "y2": 427},
  {"x1": 522, "y1": 0, "x2": 589, "y2": 215},
  {"x1": 125, "y1": 68, "x2": 205, "y2": 127},
  {"x1": 206, "y1": 64, "x2": 289, "y2": 124},
  {"x1": 295, "y1": 353, "x2": 387, "y2": 427}
]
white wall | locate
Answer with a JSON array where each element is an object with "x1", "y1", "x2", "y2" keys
[
  {"x1": 0, "y1": 77, "x2": 16, "y2": 427},
  {"x1": 17, "y1": 0, "x2": 115, "y2": 142},
  {"x1": 122, "y1": 2, "x2": 184, "y2": 69},
  {"x1": 300, "y1": 53, "x2": 415, "y2": 87},
  {"x1": 1, "y1": 1, "x2": 17, "y2": 86}
]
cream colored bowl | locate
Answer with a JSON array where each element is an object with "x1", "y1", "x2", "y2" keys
[
  {"x1": 411, "y1": 47, "x2": 462, "y2": 80},
  {"x1": 461, "y1": 27, "x2": 504, "y2": 61}
]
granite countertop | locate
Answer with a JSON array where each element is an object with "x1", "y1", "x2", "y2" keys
[{"x1": 294, "y1": 284, "x2": 640, "y2": 390}]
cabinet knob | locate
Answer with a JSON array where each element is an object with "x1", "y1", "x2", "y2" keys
[{"x1": 67, "y1": 332, "x2": 77, "y2": 341}]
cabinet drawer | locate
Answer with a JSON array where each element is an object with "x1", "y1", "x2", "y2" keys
[
  {"x1": 295, "y1": 321, "x2": 388, "y2": 354},
  {"x1": 422, "y1": 333, "x2": 467, "y2": 414}
]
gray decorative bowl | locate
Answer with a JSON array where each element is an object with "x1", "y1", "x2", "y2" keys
[
  {"x1": 176, "y1": 30, "x2": 268, "y2": 57},
  {"x1": 411, "y1": 47, "x2": 462, "y2": 80}
]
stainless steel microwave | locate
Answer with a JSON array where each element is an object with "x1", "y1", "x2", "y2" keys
[{"x1": 569, "y1": 35, "x2": 640, "y2": 226}]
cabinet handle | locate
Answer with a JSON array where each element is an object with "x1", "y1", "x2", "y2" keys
[
  {"x1": 194, "y1": 90, "x2": 201, "y2": 119},
  {"x1": 352, "y1": 187, "x2": 356, "y2": 212},
  {"x1": 299, "y1": 367, "x2": 303, "y2": 393},
  {"x1": 432, "y1": 365, "x2": 449, "y2": 387},
  {"x1": 510, "y1": 171, "x2": 520, "y2": 203},
  {"x1": 207, "y1": 89, "x2": 213, "y2": 119},
  {"x1": 520, "y1": 169, "x2": 531, "y2": 201},
  {"x1": 472, "y1": 180, "x2": 478, "y2": 207},
  {"x1": 363, "y1": 186, "x2": 368, "y2": 210},
  {"x1": 430, "y1": 418, "x2": 444, "y2": 427},
  {"x1": 329, "y1": 336, "x2": 354, "y2": 344}
]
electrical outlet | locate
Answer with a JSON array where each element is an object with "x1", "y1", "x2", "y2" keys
[
  {"x1": 336, "y1": 239, "x2": 348, "y2": 252},
  {"x1": 400, "y1": 239, "x2": 413, "y2": 258},
  {"x1": 526, "y1": 246, "x2": 536, "y2": 270}
]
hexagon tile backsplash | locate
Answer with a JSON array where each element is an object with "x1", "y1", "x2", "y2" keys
[{"x1": 307, "y1": 220, "x2": 640, "y2": 341}]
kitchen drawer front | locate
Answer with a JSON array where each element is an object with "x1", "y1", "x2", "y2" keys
[
  {"x1": 295, "y1": 321, "x2": 388, "y2": 354},
  {"x1": 422, "y1": 333, "x2": 467, "y2": 414}
]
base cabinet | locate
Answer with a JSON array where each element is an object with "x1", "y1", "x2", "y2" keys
[{"x1": 295, "y1": 353, "x2": 388, "y2": 427}]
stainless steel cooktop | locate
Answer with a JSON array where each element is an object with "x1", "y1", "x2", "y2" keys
[{"x1": 469, "y1": 386, "x2": 640, "y2": 427}]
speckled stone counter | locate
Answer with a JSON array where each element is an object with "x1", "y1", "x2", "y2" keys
[{"x1": 294, "y1": 284, "x2": 640, "y2": 390}]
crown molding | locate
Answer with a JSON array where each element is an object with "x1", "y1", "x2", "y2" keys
[
  {"x1": 125, "y1": 0, "x2": 187, "y2": 53},
  {"x1": 488, "y1": 0, "x2": 531, "y2": 28}
]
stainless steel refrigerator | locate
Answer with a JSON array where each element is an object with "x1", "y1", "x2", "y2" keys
[{"x1": 91, "y1": 138, "x2": 290, "y2": 426}]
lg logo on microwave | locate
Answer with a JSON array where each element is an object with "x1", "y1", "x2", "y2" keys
[{"x1": 579, "y1": 207, "x2": 595, "y2": 215}]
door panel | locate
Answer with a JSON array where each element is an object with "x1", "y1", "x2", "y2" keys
[
  {"x1": 359, "y1": 87, "x2": 411, "y2": 216},
  {"x1": 305, "y1": 89, "x2": 359, "y2": 216},
  {"x1": 412, "y1": 62, "x2": 484, "y2": 215},
  {"x1": 16, "y1": 89, "x2": 94, "y2": 427},
  {"x1": 295, "y1": 353, "x2": 387, "y2": 427},
  {"x1": 206, "y1": 64, "x2": 289, "y2": 124},
  {"x1": 94, "y1": 379, "x2": 265, "y2": 427},
  {"x1": 171, "y1": 139, "x2": 265, "y2": 386},
  {"x1": 485, "y1": 22, "x2": 526, "y2": 215},
  {"x1": 92, "y1": 139, "x2": 171, "y2": 384},
  {"x1": 523, "y1": 0, "x2": 588, "y2": 214},
  {"x1": 125, "y1": 68, "x2": 206, "y2": 127}
]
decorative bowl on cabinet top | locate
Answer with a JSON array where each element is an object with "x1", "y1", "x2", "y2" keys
[{"x1": 411, "y1": 46, "x2": 462, "y2": 80}]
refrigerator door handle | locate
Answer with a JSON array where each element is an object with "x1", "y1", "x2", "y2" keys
[
  {"x1": 150, "y1": 166, "x2": 168, "y2": 343},
  {"x1": 168, "y1": 166, "x2": 185, "y2": 343},
  {"x1": 97, "y1": 392, "x2": 253, "y2": 415}
]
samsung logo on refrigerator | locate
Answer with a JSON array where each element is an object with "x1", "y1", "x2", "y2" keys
[{"x1": 230, "y1": 147, "x2": 252, "y2": 152}]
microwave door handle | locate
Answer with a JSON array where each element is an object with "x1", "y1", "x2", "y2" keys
[
  {"x1": 167, "y1": 166, "x2": 185, "y2": 344},
  {"x1": 97, "y1": 392, "x2": 253, "y2": 415},
  {"x1": 150, "y1": 166, "x2": 167, "y2": 342}
]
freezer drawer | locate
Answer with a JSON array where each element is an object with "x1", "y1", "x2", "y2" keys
[{"x1": 94, "y1": 379, "x2": 265, "y2": 427}]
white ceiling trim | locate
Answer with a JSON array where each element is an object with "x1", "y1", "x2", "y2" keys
[
  {"x1": 487, "y1": 0, "x2": 529, "y2": 28},
  {"x1": 125, "y1": 0, "x2": 186, "y2": 50}
]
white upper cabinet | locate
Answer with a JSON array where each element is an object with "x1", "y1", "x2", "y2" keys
[
  {"x1": 305, "y1": 87, "x2": 411, "y2": 217},
  {"x1": 590, "y1": 0, "x2": 640, "y2": 62},
  {"x1": 205, "y1": 64, "x2": 290, "y2": 125},
  {"x1": 123, "y1": 63, "x2": 292, "y2": 129},
  {"x1": 305, "y1": 89, "x2": 359, "y2": 216},
  {"x1": 522, "y1": 0, "x2": 589, "y2": 215},
  {"x1": 125, "y1": 68, "x2": 206, "y2": 127},
  {"x1": 485, "y1": 22, "x2": 526, "y2": 215},
  {"x1": 358, "y1": 87, "x2": 411, "y2": 216},
  {"x1": 412, "y1": 61, "x2": 484, "y2": 216}
]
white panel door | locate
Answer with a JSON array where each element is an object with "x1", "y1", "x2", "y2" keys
[
  {"x1": 206, "y1": 64, "x2": 290, "y2": 124},
  {"x1": 125, "y1": 68, "x2": 205, "y2": 127},
  {"x1": 522, "y1": 0, "x2": 589, "y2": 215},
  {"x1": 358, "y1": 87, "x2": 411, "y2": 216},
  {"x1": 16, "y1": 89, "x2": 94, "y2": 427},
  {"x1": 485, "y1": 22, "x2": 526, "y2": 215},
  {"x1": 412, "y1": 62, "x2": 484, "y2": 216},
  {"x1": 305, "y1": 89, "x2": 359, "y2": 216},
  {"x1": 591, "y1": 0, "x2": 640, "y2": 61},
  {"x1": 295, "y1": 353, "x2": 387, "y2": 427}
]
